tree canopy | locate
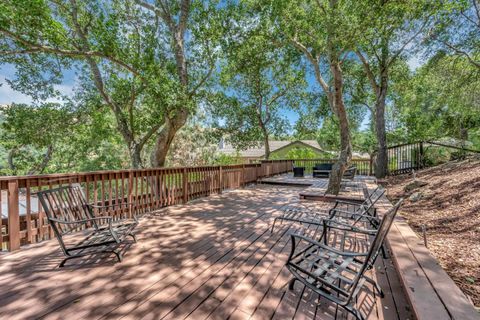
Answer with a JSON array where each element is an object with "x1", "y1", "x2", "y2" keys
[{"x1": 0, "y1": 0, "x2": 478, "y2": 188}]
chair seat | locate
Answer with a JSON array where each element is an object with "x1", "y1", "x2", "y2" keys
[
  {"x1": 69, "y1": 220, "x2": 138, "y2": 252},
  {"x1": 288, "y1": 242, "x2": 367, "y2": 304},
  {"x1": 272, "y1": 203, "x2": 329, "y2": 232}
]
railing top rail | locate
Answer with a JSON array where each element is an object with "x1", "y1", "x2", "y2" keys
[
  {"x1": 0, "y1": 163, "x2": 268, "y2": 182},
  {"x1": 289, "y1": 158, "x2": 371, "y2": 162},
  {"x1": 387, "y1": 140, "x2": 480, "y2": 153}
]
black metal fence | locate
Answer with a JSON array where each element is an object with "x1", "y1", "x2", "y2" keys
[{"x1": 385, "y1": 141, "x2": 480, "y2": 176}]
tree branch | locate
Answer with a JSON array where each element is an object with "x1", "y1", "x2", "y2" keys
[
  {"x1": 440, "y1": 39, "x2": 480, "y2": 69},
  {"x1": 388, "y1": 18, "x2": 431, "y2": 68},
  {"x1": 0, "y1": 29, "x2": 140, "y2": 76},
  {"x1": 135, "y1": 0, "x2": 174, "y2": 30},
  {"x1": 290, "y1": 36, "x2": 330, "y2": 95},
  {"x1": 356, "y1": 51, "x2": 380, "y2": 96},
  {"x1": 472, "y1": 0, "x2": 480, "y2": 24},
  {"x1": 178, "y1": 0, "x2": 191, "y2": 37},
  {"x1": 139, "y1": 123, "x2": 162, "y2": 149}
]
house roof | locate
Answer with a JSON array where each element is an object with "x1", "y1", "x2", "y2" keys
[{"x1": 219, "y1": 140, "x2": 323, "y2": 158}]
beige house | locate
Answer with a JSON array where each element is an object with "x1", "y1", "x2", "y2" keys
[
  {"x1": 218, "y1": 140, "x2": 328, "y2": 163},
  {"x1": 218, "y1": 139, "x2": 370, "y2": 163}
]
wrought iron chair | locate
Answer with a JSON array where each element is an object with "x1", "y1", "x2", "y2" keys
[
  {"x1": 286, "y1": 199, "x2": 403, "y2": 320},
  {"x1": 271, "y1": 187, "x2": 385, "y2": 233},
  {"x1": 327, "y1": 187, "x2": 386, "y2": 229},
  {"x1": 37, "y1": 184, "x2": 138, "y2": 267},
  {"x1": 342, "y1": 166, "x2": 357, "y2": 181}
]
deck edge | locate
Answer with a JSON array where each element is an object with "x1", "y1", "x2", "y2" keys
[{"x1": 377, "y1": 200, "x2": 479, "y2": 320}]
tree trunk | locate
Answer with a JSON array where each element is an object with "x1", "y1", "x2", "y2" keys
[
  {"x1": 374, "y1": 81, "x2": 388, "y2": 178},
  {"x1": 151, "y1": 110, "x2": 188, "y2": 167},
  {"x1": 326, "y1": 60, "x2": 352, "y2": 195},
  {"x1": 374, "y1": 42, "x2": 389, "y2": 179},
  {"x1": 259, "y1": 120, "x2": 270, "y2": 160},
  {"x1": 130, "y1": 144, "x2": 143, "y2": 169},
  {"x1": 263, "y1": 131, "x2": 270, "y2": 160},
  {"x1": 28, "y1": 145, "x2": 53, "y2": 175},
  {"x1": 7, "y1": 147, "x2": 19, "y2": 175}
]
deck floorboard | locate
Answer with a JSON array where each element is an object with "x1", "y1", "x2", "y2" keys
[{"x1": 0, "y1": 185, "x2": 412, "y2": 320}]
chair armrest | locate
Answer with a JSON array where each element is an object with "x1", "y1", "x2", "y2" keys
[
  {"x1": 48, "y1": 216, "x2": 114, "y2": 232},
  {"x1": 48, "y1": 216, "x2": 113, "y2": 225},
  {"x1": 287, "y1": 233, "x2": 368, "y2": 263},
  {"x1": 88, "y1": 202, "x2": 139, "y2": 222},
  {"x1": 323, "y1": 219, "x2": 377, "y2": 235},
  {"x1": 88, "y1": 202, "x2": 134, "y2": 209},
  {"x1": 333, "y1": 200, "x2": 363, "y2": 207},
  {"x1": 329, "y1": 208, "x2": 359, "y2": 219},
  {"x1": 330, "y1": 208, "x2": 376, "y2": 219}
]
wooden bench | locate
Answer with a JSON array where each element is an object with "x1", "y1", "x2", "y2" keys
[{"x1": 374, "y1": 196, "x2": 479, "y2": 320}]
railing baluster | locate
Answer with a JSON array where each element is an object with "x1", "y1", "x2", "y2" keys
[
  {"x1": 7, "y1": 179, "x2": 20, "y2": 251},
  {"x1": 25, "y1": 180, "x2": 32, "y2": 244},
  {"x1": 0, "y1": 186, "x2": 3, "y2": 250}
]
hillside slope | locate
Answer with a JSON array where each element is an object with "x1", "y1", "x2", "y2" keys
[{"x1": 386, "y1": 157, "x2": 480, "y2": 307}]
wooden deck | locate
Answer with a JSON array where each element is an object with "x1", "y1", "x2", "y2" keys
[
  {"x1": 0, "y1": 185, "x2": 413, "y2": 320},
  {"x1": 260, "y1": 174, "x2": 376, "y2": 202}
]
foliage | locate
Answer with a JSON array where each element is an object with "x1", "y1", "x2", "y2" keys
[
  {"x1": 0, "y1": 0, "x2": 225, "y2": 168},
  {"x1": 391, "y1": 54, "x2": 480, "y2": 145},
  {"x1": 281, "y1": 147, "x2": 319, "y2": 160},
  {"x1": 165, "y1": 124, "x2": 218, "y2": 167},
  {"x1": 207, "y1": 5, "x2": 306, "y2": 157},
  {"x1": 0, "y1": 0, "x2": 478, "y2": 176},
  {"x1": 0, "y1": 102, "x2": 128, "y2": 175}
]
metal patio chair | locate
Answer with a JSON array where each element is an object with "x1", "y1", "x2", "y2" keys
[
  {"x1": 327, "y1": 187, "x2": 386, "y2": 229},
  {"x1": 342, "y1": 166, "x2": 357, "y2": 181},
  {"x1": 286, "y1": 199, "x2": 403, "y2": 320},
  {"x1": 271, "y1": 187, "x2": 385, "y2": 233},
  {"x1": 37, "y1": 184, "x2": 138, "y2": 267}
]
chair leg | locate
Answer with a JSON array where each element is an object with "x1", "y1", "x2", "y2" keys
[
  {"x1": 59, "y1": 255, "x2": 80, "y2": 268},
  {"x1": 345, "y1": 305, "x2": 365, "y2": 320},
  {"x1": 271, "y1": 218, "x2": 279, "y2": 234},
  {"x1": 364, "y1": 275, "x2": 384, "y2": 298},
  {"x1": 381, "y1": 245, "x2": 388, "y2": 259},
  {"x1": 128, "y1": 233, "x2": 137, "y2": 243},
  {"x1": 111, "y1": 250, "x2": 123, "y2": 262},
  {"x1": 288, "y1": 278, "x2": 297, "y2": 291}
]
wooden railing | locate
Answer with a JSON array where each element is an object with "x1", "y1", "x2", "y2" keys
[
  {"x1": 0, "y1": 160, "x2": 293, "y2": 252},
  {"x1": 292, "y1": 159, "x2": 373, "y2": 176}
]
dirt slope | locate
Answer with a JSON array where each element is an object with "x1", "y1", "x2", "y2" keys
[{"x1": 385, "y1": 157, "x2": 480, "y2": 307}]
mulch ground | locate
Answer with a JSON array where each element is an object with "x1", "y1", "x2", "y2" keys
[{"x1": 385, "y1": 156, "x2": 480, "y2": 307}]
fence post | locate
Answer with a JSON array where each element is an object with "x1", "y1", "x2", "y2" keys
[
  {"x1": 182, "y1": 167, "x2": 188, "y2": 203},
  {"x1": 7, "y1": 179, "x2": 20, "y2": 251},
  {"x1": 219, "y1": 166, "x2": 223, "y2": 194},
  {"x1": 241, "y1": 164, "x2": 246, "y2": 187},
  {"x1": 369, "y1": 156, "x2": 374, "y2": 176},
  {"x1": 128, "y1": 170, "x2": 134, "y2": 218},
  {"x1": 419, "y1": 142, "x2": 424, "y2": 169}
]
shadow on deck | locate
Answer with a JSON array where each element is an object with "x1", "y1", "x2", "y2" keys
[{"x1": 0, "y1": 185, "x2": 412, "y2": 320}]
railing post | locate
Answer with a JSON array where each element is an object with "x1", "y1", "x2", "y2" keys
[
  {"x1": 419, "y1": 142, "x2": 424, "y2": 169},
  {"x1": 182, "y1": 167, "x2": 188, "y2": 203},
  {"x1": 241, "y1": 164, "x2": 246, "y2": 187},
  {"x1": 128, "y1": 170, "x2": 134, "y2": 218},
  {"x1": 218, "y1": 166, "x2": 223, "y2": 194},
  {"x1": 7, "y1": 179, "x2": 20, "y2": 251},
  {"x1": 369, "y1": 156, "x2": 374, "y2": 176}
]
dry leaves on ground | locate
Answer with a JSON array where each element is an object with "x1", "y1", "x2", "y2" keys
[{"x1": 386, "y1": 157, "x2": 480, "y2": 307}]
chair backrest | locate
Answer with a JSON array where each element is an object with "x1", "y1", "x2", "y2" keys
[
  {"x1": 37, "y1": 184, "x2": 97, "y2": 235},
  {"x1": 365, "y1": 199, "x2": 403, "y2": 268},
  {"x1": 343, "y1": 166, "x2": 357, "y2": 179},
  {"x1": 365, "y1": 186, "x2": 385, "y2": 206},
  {"x1": 347, "y1": 199, "x2": 403, "y2": 300},
  {"x1": 354, "y1": 187, "x2": 385, "y2": 215}
]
